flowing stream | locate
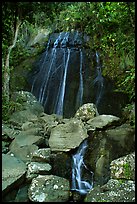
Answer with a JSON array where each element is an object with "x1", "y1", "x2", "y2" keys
[{"x1": 71, "y1": 139, "x2": 94, "y2": 195}]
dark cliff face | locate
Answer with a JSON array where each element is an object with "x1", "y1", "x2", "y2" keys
[{"x1": 28, "y1": 31, "x2": 129, "y2": 118}]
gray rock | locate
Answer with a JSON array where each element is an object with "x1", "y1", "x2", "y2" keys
[
  {"x1": 2, "y1": 154, "x2": 27, "y2": 196},
  {"x1": 75, "y1": 103, "x2": 99, "y2": 122},
  {"x1": 7, "y1": 144, "x2": 38, "y2": 163},
  {"x1": 49, "y1": 118, "x2": 88, "y2": 152},
  {"x1": 106, "y1": 124, "x2": 135, "y2": 150},
  {"x1": 26, "y1": 162, "x2": 52, "y2": 181},
  {"x1": 9, "y1": 134, "x2": 44, "y2": 149},
  {"x1": 84, "y1": 179, "x2": 135, "y2": 202},
  {"x1": 2, "y1": 123, "x2": 21, "y2": 140},
  {"x1": 9, "y1": 110, "x2": 38, "y2": 127},
  {"x1": 86, "y1": 114, "x2": 120, "y2": 131},
  {"x1": 39, "y1": 113, "x2": 60, "y2": 136},
  {"x1": 85, "y1": 123, "x2": 135, "y2": 185},
  {"x1": 21, "y1": 121, "x2": 34, "y2": 131},
  {"x1": 28, "y1": 175, "x2": 70, "y2": 202},
  {"x1": 50, "y1": 152, "x2": 71, "y2": 178},
  {"x1": 15, "y1": 184, "x2": 30, "y2": 202},
  {"x1": 11, "y1": 91, "x2": 44, "y2": 115},
  {"x1": 110, "y1": 152, "x2": 135, "y2": 180},
  {"x1": 31, "y1": 148, "x2": 51, "y2": 162}
]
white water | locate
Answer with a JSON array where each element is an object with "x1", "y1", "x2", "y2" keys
[
  {"x1": 71, "y1": 139, "x2": 94, "y2": 195},
  {"x1": 55, "y1": 48, "x2": 71, "y2": 115},
  {"x1": 40, "y1": 48, "x2": 57, "y2": 104},
  {"x1": 76, "y1": 48, "x2": 84, "y2": 109},
  {"x1": 93, "y1": 51, "x2": 104, "y2": 106}
]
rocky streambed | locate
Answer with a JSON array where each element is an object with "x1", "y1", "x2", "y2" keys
[{"x1": 2, "y1": 91, "x2": 135, "y2": 202}]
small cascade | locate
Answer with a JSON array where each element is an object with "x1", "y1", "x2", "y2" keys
[
  {"x1": 93, "y1": 51, "x2": 104, "y2": 107},
  {"x1": 71, "y1": 139, "x2": 94, "y2": 195}
]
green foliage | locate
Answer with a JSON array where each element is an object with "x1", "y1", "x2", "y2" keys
[
  {"x1": 123, "y1": 163, "x2": 132, "y2": 179},
  {"x1": 122, "y1": 103, "x2": 135, "y2": 127},
  {"x1": 2, "y1": 93, "x2": 22, "y2": 121}
]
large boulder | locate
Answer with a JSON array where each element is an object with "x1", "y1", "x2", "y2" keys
[
  {"x1": 84, "y1": 152, "x2": 135, "y2": 202},
  {"x1": 28, "y1": 175, "x2": 70, "y2": 202},
  {"x1": 2, "y1": 154, "x2": 27, "y2": 196},
  {"x1": 9, "y1": 133, "x2": 44, "y2": 163},
  {"x1": 49, "y1": 118, "x2": 88, "y2": 152},
  {"x1": 74, "y1": 103, "x2": 99, "y2": 122},
  {"x1": 8, "y1": 145, "x2": 39, "y2": 163},
  {"x1": 85, "y1": 123, "x2": 135, "y2": 185},
  {"x1": 84, "y1": 179, "x2": 135, "y2": 202},
  {"x1": 10, "y1": 91, "x2": 44, "y2": 122},
  {"x1": 86, "y1": 114, "x2": 120, "y2": 131},
  {"x1": 9, "y1": 110, "x2": 38, "y2": 127},
  {"x1": 110, "y1": 152, "x2": 135, "y2": 180}
]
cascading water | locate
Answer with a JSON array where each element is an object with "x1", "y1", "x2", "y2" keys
[
  {"x1": 71, "y1": 139, "x2": 94, "y2": 195},
  {"x1": 29, "y1": 31, "x2": 94, "y2": 117},
  {"x1": 76, "y1": 48, "x2": 83, "y2": 109},
  {"x1": 93, "y1": 51, "x2": 104, "y2": 107},
  {"x1": 54, "y1": 48, "x2": 71, "y2": 115}
]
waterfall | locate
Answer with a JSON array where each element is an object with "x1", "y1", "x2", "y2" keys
[
  {"x1": 71, "y1": 139, "x2": 94, "y2": 195},
  {"x1": 54, "y1": 48, "x2": 71, "y2": 115},
  {"x1": 39, "y1": 48, "x2": 57, "y2": 104},
  {"x1": 93, "y1": 51, "x2": 104, "y2": 107},
  {"x1": 29, "y1": 31, "x2": 99, "y2": 117},
  {"x1": 76, "y1": 48, "x2": 83, "y2": 109}
]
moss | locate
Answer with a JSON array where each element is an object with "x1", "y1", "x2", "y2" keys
[{"x1": 123, "y1": 163, "x2": 132, "y2": 179}]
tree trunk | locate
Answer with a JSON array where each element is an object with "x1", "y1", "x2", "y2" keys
[{"x1": 3, "y1": 20, "x2": 21, "y2": 103}]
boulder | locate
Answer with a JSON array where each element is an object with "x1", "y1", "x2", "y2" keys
[
  {"x1": 28, "y1": 175, "x2": 70, "y2": 202},
  {"x1": 2, "y1": 123, "x2": 21, "y2": 140},
  {"x1": 39, "y1": 113, "x2": 60, "y2": 136},
  {"x1": 9, "y1": 133, "x2": 44, "y2": 162},
  {"x1": 8, "y1": 145, "x2": 38, "y2": 163},
  {"x1": 11, "y1": 91, "x2": 44, "y2": 116},
  {"x1": 9, "y1": 134, "x2": 44, "y2": 148},
  {"x1": 9, "y1": 110, "x2": 38, "y2": 127},
  {"x1": 84, "y1": 179, "x2": 135, "y2": 202},
  {"x1": 26, "y1": 162, "x2": 52, "y2": 181},
  {"x1": 2, "y1": 154, "x2": 27, "y2": 196},
  {"x1": 49, "y1": 118, "x2": 88, "y2": 152},
  {"x1": 85, "y1": 123, "x2": 135, "y2": 185},
  {"x1": 86, "y1": 114, "x2": 120, "y2": 131},
  {"x1": 110, "y1": 152, "x2": 135, "y2": 180},
  {"x1": 50, "y1": 152, "x2": 71, "y2": 179},
  {"x1": 74, "y1": 103, "x2": 99, "y2": 122},
  {"x1": 14, "y1": 184, "x2": 30, "y2": 202},
  {"x1": 106, "y1": 123, "x2": 135, "y2": 157},
  {"x1": 31, "y1": 148, "x2": 51, "y2": 163}
]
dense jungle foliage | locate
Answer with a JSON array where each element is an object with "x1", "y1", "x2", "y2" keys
[{"x1": 2, "y1": 2, "x2": 135, "y2": 121}]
